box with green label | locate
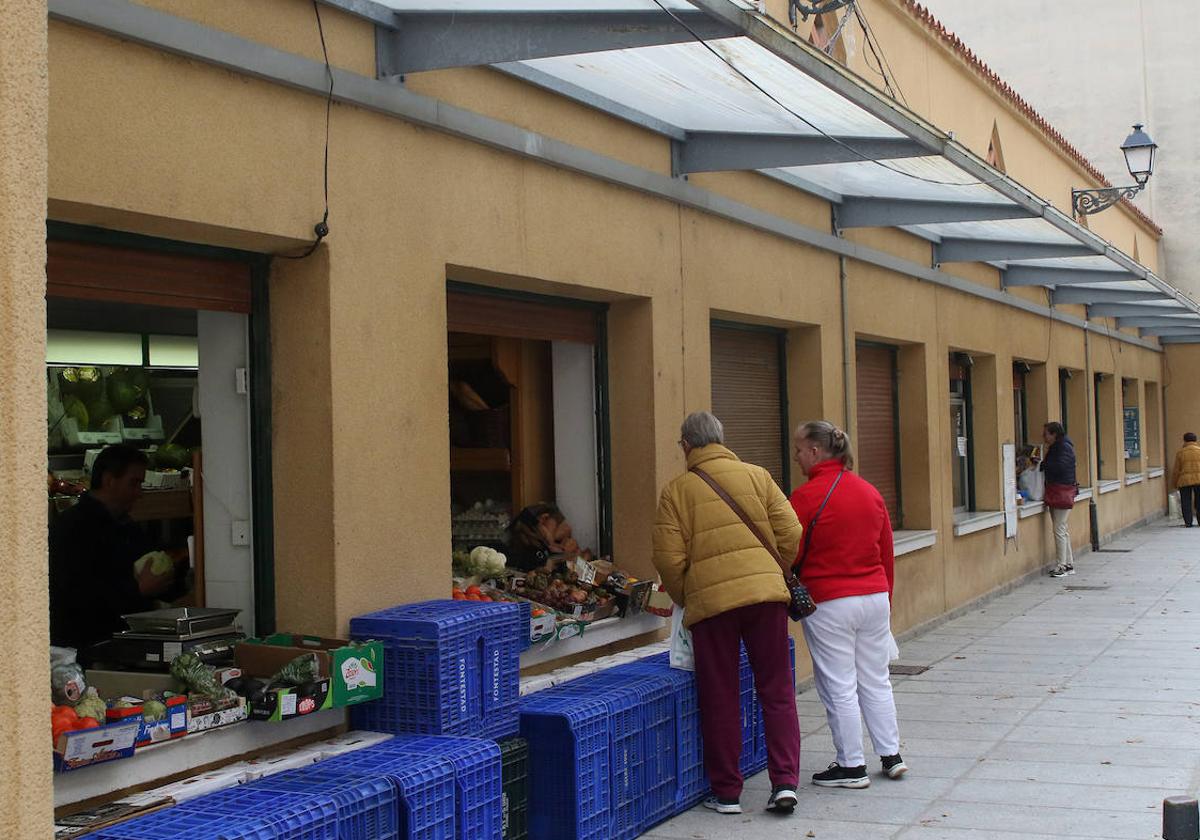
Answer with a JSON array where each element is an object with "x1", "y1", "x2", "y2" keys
[{"x1": 235, "y1": 634, "x2": 384, "y2": 709}]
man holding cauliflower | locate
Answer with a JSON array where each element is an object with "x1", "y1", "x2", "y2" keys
[{"x1": 49, "y1": 445, "x2": 175, "y2": 655}]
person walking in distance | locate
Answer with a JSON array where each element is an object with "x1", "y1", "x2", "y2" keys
[
  {"x1": 1171, "y1": 433, "x2": 1200, "y2": 527},
  {"x1": 1039, "y1": 422, "x2": 1077, "y2": 577},
  {"x1": 653, "y1": 411, "x2": 804, "y2": 815},
  {"x1": 789, "y1": 421, "x2": 906, "y2": 788}
]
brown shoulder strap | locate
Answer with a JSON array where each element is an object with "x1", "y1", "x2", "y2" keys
[{"x1": 690, "y1": 467, "x2": 789, "y2": 576}]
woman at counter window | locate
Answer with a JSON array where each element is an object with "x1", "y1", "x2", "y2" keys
[
  {"x1": 506, "y1": 502, "x2": 587, "y2": 572},
  {"x1": 1038, "y1": 421, "x2": 1077, "y2": 577}
]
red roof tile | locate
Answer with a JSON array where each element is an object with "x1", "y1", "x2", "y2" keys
[{"x1": 897, "y1": 0, "x2": 1162, "y2": 236}]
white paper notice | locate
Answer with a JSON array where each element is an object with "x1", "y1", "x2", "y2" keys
[
  {"x1": 1003, "y1": 443, "x2": 1017, "y2": 538},
  {"x1": 957, "y1": 437, "x2": 968, "y2": 457}
]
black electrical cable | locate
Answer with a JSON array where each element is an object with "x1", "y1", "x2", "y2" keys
[
  {"x1": 854, "y1": 2, "x2": 907, "y2": 107},
  {"x1": 279, "y1": 0, "x2": 334, "y2": 260},
  {"x1": 650, "y1": 0, "x2": 1013, "y2": 189}
]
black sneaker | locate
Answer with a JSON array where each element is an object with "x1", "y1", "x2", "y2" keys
[
  {"x1": 702, "y1": 796, "x2": 742, "y2": 814},
  {"x1": 767, "y1": 785, "x2": 797, "y2": 812},
  {"x1": 812, "y1": 762, "x2": 870, "y2": 788},
  {"x1": 881, "y1": 754, "x2": 908, "y2": 779}
]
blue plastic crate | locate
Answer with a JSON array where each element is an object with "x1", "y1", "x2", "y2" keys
[
  {"x1": 321, "y1": 750, "x2": 456, "y2": 840},
  {"x1": 608, "y1": 660, "x2": 706, "y2": 812},
  {"x1": 519, "y1": 693, "x2": 611, "y2": 840},
  {"x1": 564, "y1": 670, "x2": 677, "y2": 833},
  {"x1": 350, "y1": 601, "x2": 521, "y2": 737},
  {"x1": 545, "y1": 680, "x2": 642, "y2": 840},
  {"x1": 370, "y1": 735, "x2": 503, "y2": 840},
  {"x1": 88, "y1": 803, "x2": 338, "y2": 840},
  {"x1": 177, "y1": 785, "x2": 344, "y2": 839}
]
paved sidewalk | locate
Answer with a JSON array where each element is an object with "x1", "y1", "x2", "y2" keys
[{"x1": 649, "y1": 519, "x2": 1200, "y2": 840}]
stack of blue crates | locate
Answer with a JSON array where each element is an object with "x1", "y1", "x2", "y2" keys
[{"x1": 349, "y1": 600, "x2": 522, "y2": 740}]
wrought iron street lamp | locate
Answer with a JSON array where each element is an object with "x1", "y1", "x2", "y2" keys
[{"x1": 1071, "y1": 124, "x2": 1158, "y2": 217}]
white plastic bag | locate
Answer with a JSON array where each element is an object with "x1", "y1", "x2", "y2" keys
[
  {"x1": 669, "y1": 609, "x2": 695, "y2": 671},
  {"x1": 888, "y1": 632, "x2": 901, "y2": 662},
  {"x1": 1019, "y1": 468, "x2": 1044, "y2": 502}
]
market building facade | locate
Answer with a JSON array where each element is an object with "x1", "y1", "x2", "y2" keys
[{"x1": 3, "y1": 0, "x2": 1196, "y2": 828}]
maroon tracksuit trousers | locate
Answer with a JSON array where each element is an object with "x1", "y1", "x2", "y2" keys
[{"x1": 690, "y1": 601, "x2": 801, "y2": 800}]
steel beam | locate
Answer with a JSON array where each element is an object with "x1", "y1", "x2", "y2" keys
[
  {"x1": 672, "y1": 132, "x2": 928, "y2": 174},
  {"x1": 1117, "y1": 316, "x2": 1200, "y2": 329},
  {"x1": 1089, "y1": 303, "x2": 1191, "y2": 318},
  {"x1": 1138, "y1": 326, "x2": 1200, "y2": 337},
  {"x1": 1002, "y1": 266, "x2": 1136, "y2": 288},
  {"x1": 936, "y1": 238, "x2": 1097, "y2": 264},
  {"x1": 835, "y1": 197, "x2": 1035, "y2": 229},
  {"x1": 1053, "y1": 288, "x2": 1166, "y2": 305},
  {"x1": 376, "y1": 10, "x2": 738, "y2": 76},
  {"x1": 1158, "y1": 335, "x2": 1200, "y2": 344},
  {"x1": 317, "y1": 0, "x2": 396, "y2": 28}
]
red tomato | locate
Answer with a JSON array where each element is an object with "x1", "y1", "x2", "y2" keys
[
  {"x1": 466, "y1": 585, "x2": 482, "y2": 595},
  {"x1": 73, "y1": 717, "x2": 100, "y2": 731},
  {"x1": 452, "y1": 592, "x2": 467, "y2": 600}
]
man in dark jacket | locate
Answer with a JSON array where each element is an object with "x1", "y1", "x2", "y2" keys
[
  {"x1": 1038, "y1": 422, "x2": 1077, "y2": 577},
  {"x1": 49, "y1": 445, "x2": 169, "y2": 654}
]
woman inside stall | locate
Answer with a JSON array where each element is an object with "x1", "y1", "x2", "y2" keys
[{"x1": 506, "y1": 502, "x2": 592, "y2": 572}]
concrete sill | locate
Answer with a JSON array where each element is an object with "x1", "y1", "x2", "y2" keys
[
  {"x1": 1149, "y1": 467, "x2": 1165, "y2": 479},
  {"x1": 1125, "y1": 473, "x2": 1145, "y2": 486},
  {"x1": 893, "y1": 529, "x2": 937, "y2": 556},
  {"x1": 54, "y1": 709, "x2": 344, "y2": 808},
  {"x1": 1099, "y1": 480, "x2": 1122, "y2": 495},
  {"x1": 1075, "y1": 488, "x2": 1093, "y2": 502},
  {"x1": 1018, "y1": 501, "x2": 1045, "y2": 519},
  {"x1": 952, "y1": 511, "x2": 1005, "y2": 537}
]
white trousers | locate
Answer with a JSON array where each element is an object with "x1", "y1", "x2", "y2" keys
[
  {"x1": 1050, "y1": 507, "x2": 1073, "y2": 567},
  {"x1": 801, "y1": 592, "x2": 900, "y2": 767}
]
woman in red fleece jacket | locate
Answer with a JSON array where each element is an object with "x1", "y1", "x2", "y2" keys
[{"x1": 789, "y1": 420, "x2": 906, "y2": 789}]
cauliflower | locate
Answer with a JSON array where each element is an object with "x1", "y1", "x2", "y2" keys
[{"x1": 469, "y1": 546, "x2": 507, "y2": 578}]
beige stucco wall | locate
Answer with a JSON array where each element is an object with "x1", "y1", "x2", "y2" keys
[
  {"x1": 0, "y1": 0, "x2": 51, "y2": 833},
  {"x1": 42, "y1": 3, "x2": 1170, "y2": 642}
]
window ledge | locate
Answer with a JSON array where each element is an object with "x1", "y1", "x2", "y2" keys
[
  {"x1": 1098, "y1": 480, "x2": 1122, "y2": 495},
  {"x1": 1125, "y1": 473, "x2": 1145, "y2": 486},
  {"x1": 1018, "y1": 501, "x2": 1045, "y2": 519},
  {"x1": 519, "y1": 612, "x2": 664, "y2": 669},
  {"x1": 893, "y1": 529, "x2": 937, "y2": 556},
  {"x1": 1149, "y1": 467, "x2": 1165, "y2": 479},
  {"x1": 952, "y1": 511, "x2": 1005, "y2": 537},
  {"x1": 1074, "y1": 488, "x2": 1093, "y2": 502}
]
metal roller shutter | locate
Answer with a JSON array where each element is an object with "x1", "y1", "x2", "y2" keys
[
  {"x1": 855, "y1": 342, "x2": 901, "y2": 525},
  {"x1": 710, "y1": 324, "x2": 786, "y2": 488}
]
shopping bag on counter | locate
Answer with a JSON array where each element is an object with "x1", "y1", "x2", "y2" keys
[{"x1": 669, "y1": 609, "x2": 695, "y2": 672}]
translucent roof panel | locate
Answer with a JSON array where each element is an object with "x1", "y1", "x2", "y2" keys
[
  {"x1": 1004, "y1": 256, "x2": 1131, "y2": 272},
  {"x1": 916, "y1": 217, "x2": 1081, "y2": 244},
  {"x1": 782, "y1": 156, "x2": 1013, "y2": 203},
  {"x1": 1063, "y1": 279, "x2": 1161, "y2": 294},
  {"x1": 517, "y1": 38, "x2": 905, "y2": 136},
  {"x1": 375, "y1": 0, "x2": 716, "y2": 9}
]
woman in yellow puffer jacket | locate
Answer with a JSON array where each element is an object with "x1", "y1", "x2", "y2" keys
[
  {"x1": 653, "y1": 411, "x2": 803, "y2": 816},
  {"x1": 1171, "y1": 433, "x2": 1200, "y2": 527}
]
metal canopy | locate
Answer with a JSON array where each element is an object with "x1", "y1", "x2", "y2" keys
[
  {"x1": 1140, "y1": 325, "x2": 1200, "y2": 337},
  {"x1": 319, "y1": 0, "x2": 1200, "y2": 339}
]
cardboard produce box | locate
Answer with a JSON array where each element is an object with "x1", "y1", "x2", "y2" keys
[
  {"x1": 106, "y1": 694, "x2": 188, "y2": 747},
  {"x1": 236, "y1": 634, "x2": 383, "y2": 714},
  {"x1": 53, "y1": 720, "x2": 139, "y2": 773}
]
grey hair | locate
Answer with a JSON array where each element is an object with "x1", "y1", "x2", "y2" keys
[
  {"x1": 795, "y1": 420, "x2": 855, "y2": 469},
  {"x1": 681, "y1": 411, "x2": 725, "y2": 448}
]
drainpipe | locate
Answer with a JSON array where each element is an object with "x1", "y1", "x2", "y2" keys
[
  {"x1": 1084, "y1": 323, "x2": 1100, "y2": 551},
  {"x1": 840, "y1": 253, "x2": 852, "y2": 432}
]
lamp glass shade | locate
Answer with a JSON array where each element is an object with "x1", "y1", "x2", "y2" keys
[{"x1": 1121, "y1": 124, "x2": 1157, "y2": 186}]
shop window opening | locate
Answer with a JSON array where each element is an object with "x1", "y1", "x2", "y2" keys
[
  {"x1": 447, "y1": 284, "x2": 633, "y2": 634},
  {"x1": 711, "y1": 322, "x2": 789, "y2": 490},
  {"x1": 45, "y1": 235, "x2": 263, "y2": 674},
  {"x1": 856, "y1": 340, "x2": 902, "y2": 527},
  {"x1": 1013, "y1": 362, "x2": 1029, "y2": 449},
  {"x1": 950, "y1": 352, "x2": 975, "y2": 513}
]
